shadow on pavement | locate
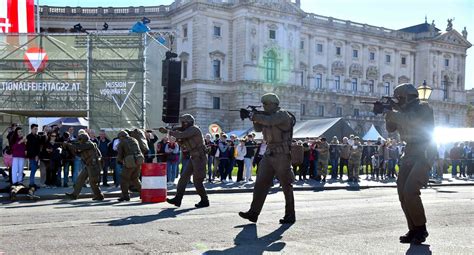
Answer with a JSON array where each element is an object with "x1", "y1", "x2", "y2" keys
[
  {"x1": 113, "y1": 200, "x2": 151, "y2": 207},
  {"x1": 93, "y1": 207, "x2": 197, "y2": 226},
  {"x1": 345, "y1": 183, "x2": 361, "y2": 191},
  {"x1": 57, "y1": 200, "x2": 122, "y2": 208},
  {"x1": 2, "y1": 200, "x2": 70, "y2": 208},
  {"x1": 311, "y1": 182, "x2": 326, "y2": 192},
  {"x1": 405, "y1": 244, "x2": 432, "y2": 255},
  {"x1": 430, "y1": 187, "x2": 458, "y2": 193},
  {"x1": 203, "y1": 223, "x2": 291, "y2": 255}
]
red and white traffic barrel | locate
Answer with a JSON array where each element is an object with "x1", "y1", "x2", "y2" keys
[{"x1": 141, "y1": 163, "x2": 167, "y2": 203}]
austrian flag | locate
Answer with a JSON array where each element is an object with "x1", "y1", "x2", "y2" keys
[{"x1": 0, "y1": 0, "x2": 36, "y2": 33}]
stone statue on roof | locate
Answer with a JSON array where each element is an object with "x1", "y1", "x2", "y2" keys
[
  {"x1": 429, "y1": 20, "x2": 435, "y2": 32},
  {"x1": 462, "y1": 27, "x2": 468, "y2": 39},
  {"x1": 446, "y1": 18, "x2": 453, "y2": 31}
]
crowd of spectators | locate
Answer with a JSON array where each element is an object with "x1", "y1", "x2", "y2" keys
[
  {"x1": 2, "y1": 123, "x2": 92, "y2": 188},
  {"x1": 1, "y1": 122, "x2": 473, "y2": 189},
  {"x1": 288, "y1": 135, "x2": 405, "y2": 182}
]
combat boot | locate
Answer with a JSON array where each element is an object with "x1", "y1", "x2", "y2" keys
[
  {"x1": 10, "y1": 191, "x2": 16, "y2": 201},
  {"x1": 117, "y1": 197, "x2": 130, "y2": 202},
  {"x1": 195, "y1": 199, "x2": 210, "y2": 208},
  {"x1": 92, "y1": 195, "x2": 105, "y2": 201},
  {"x1": 65, "y1": 193, "x2": 78, "y2": 200},
  {"x1": 279, "y1": 215, "x2": 296, "y2": 224},
  {"x1": 238, "y1": 211, "x2": 258, "y2": 223},
  {"x1": 166, "y1": 197, "x2": 181, "y2": 207},
  {"x1": 411, "y1": 225, "x2": 429, "y2": 244},
  {"x1": 399, "y1": 230, "x2": 415, "y2": 243}
]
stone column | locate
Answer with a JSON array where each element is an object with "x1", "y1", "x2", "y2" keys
[
  {"x1": 394, "y1": 49, "x2": 399, "y2": 89},
  {"x1": 308, "y1": 34, "x2": 314, "y2": 89},
  {"x1": 192, "y1": 15, "x2": 208, "y2": 80}
]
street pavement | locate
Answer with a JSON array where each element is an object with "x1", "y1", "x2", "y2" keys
[
  {"x1": 1, "y1": 173, "x2": 473, "y2": 201},
  {"x1": 0, "y1": 186, "x2": 473, "y2": 254}
]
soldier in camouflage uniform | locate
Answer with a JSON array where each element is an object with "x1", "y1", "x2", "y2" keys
[
  {"x1": 159, "y1": 114, "x2": 209, "y2": 208},
  {"x1": 348, "y1": 137, "x2": 363, "y2": 182},
  {"x1": 239, "y1": 93, "x2": 296, "y2": 224},
  {"x1": 116, "y1": 130, "x2": 144, "y2": 201},
  {"x1": 385, "y1": 83, "x2": 436, "y2": 244},
  {"x1": 316, "y1": 137, "x2": 329, "y2": 182},
  {"x1": 65, "y1": 133, "x2": 104, "y2": 201}
]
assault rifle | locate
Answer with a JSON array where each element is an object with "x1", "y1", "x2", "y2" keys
[
  {"x1": 361, "y1": 96, "x2": 397, "y2": 115},
  {"x1": 154, "y1": 126, "x2": 185, "y2": 134},
  {"x1": 230, "y1": 105, "x2": 264, "y2": 120}
]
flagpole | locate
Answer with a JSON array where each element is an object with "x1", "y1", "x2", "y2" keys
[{"x1": 36, "y1": 0, "x2": 40, "y2": 33}]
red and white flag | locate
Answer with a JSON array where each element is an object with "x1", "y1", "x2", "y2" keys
[
  {"x1": 24, "y1": 47, "x2": 48, "y2": 72},
  {"x1": 0, "y1": 0, "x2": 35, "y2": 33}
]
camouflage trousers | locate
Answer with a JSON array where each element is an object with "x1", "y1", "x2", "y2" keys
[
  {"x1": 317, "y1": 159, "x2": 328, "y2": 177},
  {"x1": 71, "y1": 163, "x2": 103, "y2": 199},
  {"x1": 348, "y1": 160, "x2": 361, "y2": 179},
  {"x1": 249, "y1": 153, "x2": 295, "y2": 219},
  {"x1": 120, "y1": 157, "x2": 143, "y2": 199},
  {"x1": 175, "y1": 153, "x2": 207, "y2": 201},
  {"x1": 397, "y1": 155, "x2": 431, "y2": 230}
]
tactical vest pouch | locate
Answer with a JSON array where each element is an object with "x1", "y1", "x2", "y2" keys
[{"x1": 124, "y1": 155, "x2": 137, "y2": 168}]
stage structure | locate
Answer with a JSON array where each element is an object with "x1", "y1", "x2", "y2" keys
[{"x1": 0, "y1": 32, "x2": 170, "y2": 132}]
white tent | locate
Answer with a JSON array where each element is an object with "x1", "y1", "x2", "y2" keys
[
  {"x1": 363, "y1": 124, "x2": 385, "y2": 141},
  {"x1": 226, "y1": 127, "x2": 254, "y2": 139},
  {"x1": 46, "y1": 117, "x2": 88, "y2": 127},
  {"x1": 292, "y1": 118, "x2": 355, "y2": 139},
  {"x1": 248, "y1": 118, "x2": 356, "y2": 140}
]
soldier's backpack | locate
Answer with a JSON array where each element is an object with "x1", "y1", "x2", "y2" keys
[
  {"x1": 286, "y1": 111, "x2": 297, "y2": 141},
  {"x1": 124, "y1": 138, "x2": 140, "y2": 168},
  {"x1": 279, "y1": 110, "x2": 296, "y2": 152},
  {"x1": 130, "y1": 129, "x2": 149, "y2": 155}
]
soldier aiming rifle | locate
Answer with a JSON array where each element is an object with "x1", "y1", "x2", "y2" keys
[
  {"x1": 231, "y1": 105, "x2": 265, "y2": 120},
  {"x1": 362, "y1": 96, "x2": 398, "y2": 115}
]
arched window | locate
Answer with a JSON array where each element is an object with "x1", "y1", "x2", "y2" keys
[{"x1": 265, "y1": 50, "x2": 277, "y2": 83}]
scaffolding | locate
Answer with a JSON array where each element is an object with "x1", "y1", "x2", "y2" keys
[{"x1": 0, "y1": 32, "x2": 169, "y2": 131}]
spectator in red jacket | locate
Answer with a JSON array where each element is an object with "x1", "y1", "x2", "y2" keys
[{"x1": 10, "y1": 127, "x2": 27, "y2": 185}]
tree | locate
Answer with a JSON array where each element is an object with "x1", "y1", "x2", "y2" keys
[{"x1": 467, "y1": 104, "x2": 474, "y2": 127}]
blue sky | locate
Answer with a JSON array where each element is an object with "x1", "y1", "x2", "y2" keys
[{"x1": 40, "y1": 0, "x2": 473, "y2": 89}]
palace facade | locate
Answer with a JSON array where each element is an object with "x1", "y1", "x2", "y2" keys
[{"x1": 38, "y1": 0, "x2": 472, "y2": 136}]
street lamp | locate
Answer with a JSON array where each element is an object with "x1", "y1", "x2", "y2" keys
[{"x1": 417, "y1": 80, "x2": 433, "y2": 101}]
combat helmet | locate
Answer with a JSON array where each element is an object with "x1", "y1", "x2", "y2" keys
[
  {"x1": 180, "y1": 114, "x2": 195, "y2": 126},
  {"x1": 261, "y1": 93, "x2": 280, "y2": 105},
  {"x1": 393, "y1": 83, "x2": 419, "y2": 99},
  {"x1": 393, "y1": 83, "x2": 419, "y2": 108},
  {"x1": 78, "y1": 133, "x2": 90, "y2": 143},
  {"x1": 118, "y1": 130, "x2": 129, "y2": 138}
]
